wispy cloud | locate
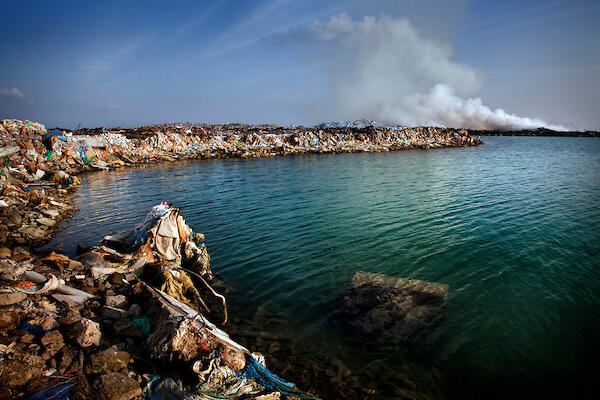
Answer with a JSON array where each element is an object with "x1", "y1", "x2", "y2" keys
[
  {"x1": 176, "y1": 0, "x2": 226, "y2": 36},
  {"x1": 199, "y1": 0, "x2": 341, "y2": 61},
  {"x1": 0, "y1": 87, "x2": 25, "y2": 99},
  {"x1": 79, "y1": 36, "x2": 149, "y2": 81},
  {"x1": 91, "y1": 104, "x2": 120, "y2": 110}
]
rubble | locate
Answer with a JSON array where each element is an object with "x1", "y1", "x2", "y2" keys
[{"x1": 0, "y1": 202, "x2": 320, "y2": 399}]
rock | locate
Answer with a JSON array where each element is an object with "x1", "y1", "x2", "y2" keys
[
  {"x1": 36, "y1": 217, "x2": 57, "y2": 227},
  {"x1": 41, "y1": 330, "x2": 64, "y2": 346},
  {"x1": 96, "y1": 372, "x2": 142, "y2": 400},
  {"x1": 20, "y1": 333, "x2": 35, "y2": 343},
  {"x1": 0, "y1": 352, "x2": 44, "y2": 388},
  {"x1": 0, "y1": 247, "x2": 11, "y2": 258},
  {"x1": 85, "y1": 346, "x2": 131, "y2": 374},
  {"x1": 0, "y1": 258, "x2": 28, "y2": 281},
  {"x1": 105, "y1": 295, "x2": 127, "y2": 308},
  {"x1": 5, "y1": 209, "x2": 23, "y2": 229},
  {"x1": 42, "y1": 208, "x2": 60, "y2": 218},
  {"x1": 78, "y1": 251, "x2": 107, "y2": 269},
  {"x1": 11, "y1": 246, "x2": 31, "y2": 262},
  {"x1": 18, "y1": 225, "x2": 48, "y2": 240},
  {"x1": 0, "y1": 291, "x2": 27, "y2": 306},
  {"x1": 33, "y1": 169, "x2": 45, "y2": 180},
  {"x1": 41, "y1": 330, "x2": 65, "y2": 359},
  {"x1": 0, "y1": 312, "x2": 20, "y2": 330},
  {"x1": 102, "y1": 305, "x2": 129, "y2": 320},
  {"x1": 70, "y1": 318, "x2": 101, "y2": 347},
  {"x1": 341, "y1": 271, "x2": 449, "y2": 341},
  {"x1": 30, "y1": 315, "x2": 60, "y2": 331}
]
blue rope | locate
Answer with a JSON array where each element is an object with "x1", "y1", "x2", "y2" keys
[{"x1": 238, "y1": 354, "x2": 320, "y2": 399}]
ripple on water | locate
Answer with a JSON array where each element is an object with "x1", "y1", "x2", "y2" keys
[{"x1": 49, "y1": 137, "x2": 600, "y2": 399}]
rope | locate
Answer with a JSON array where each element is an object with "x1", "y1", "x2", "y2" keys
[{"x1": 238, "y1": 355, "x2": 321, "y2": 399}]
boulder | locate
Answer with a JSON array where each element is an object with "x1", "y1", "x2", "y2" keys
[
  {"x1": 341, "y1": 271, "x2": 449, "y2": 341},
  {"x1": 105, "y1": 295, "x2": 128, "y2": 309},
  {"x1": 0, "y1": 291, "x2": 27, "y2": 306},
  {"x1": 0, "y1": 352, "x2": 44, "y2": 388},
  {"x1": 70, "y1": 318, "x2": 101, "y2": 347},
  {"x1": 85, "y1": 346, "x2": 131, "y2": 374},
  {"x1": 96, "y1": 372, "x2": 142, "y2": 400}
]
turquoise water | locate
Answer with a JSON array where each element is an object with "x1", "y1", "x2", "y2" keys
[{"x1": 50, "y1": 137, "x2": 600, "y2": 399}]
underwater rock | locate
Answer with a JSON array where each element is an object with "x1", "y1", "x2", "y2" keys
[{"x1": 341, "y1": 271, "x2": 449, "y2": 341}]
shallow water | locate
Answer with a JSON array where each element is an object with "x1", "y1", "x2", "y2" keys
[{"x1": 49, "y1": 137, "x2": 600, "y2": 399}]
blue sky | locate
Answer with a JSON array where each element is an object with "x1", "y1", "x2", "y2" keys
[{"x1": 0, "y1": 0, "x2": 598, "y2": 129}]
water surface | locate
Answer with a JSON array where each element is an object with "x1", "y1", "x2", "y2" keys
[{"x1": 50, "y1": 137, "x2": 600, "y2": 399}]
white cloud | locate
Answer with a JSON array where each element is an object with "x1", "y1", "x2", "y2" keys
[{"x1": 0, "y1": 87, "x2": 25, "y2": 99}]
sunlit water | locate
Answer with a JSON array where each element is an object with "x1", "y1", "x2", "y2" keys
[{"x1": 49, "y1": 137, "x2": 600, "y2": 399}]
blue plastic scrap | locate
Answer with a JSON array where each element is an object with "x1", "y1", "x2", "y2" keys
[
  {"x1": 18, "y1": 318, "x2": 60, "y2": 336},
  {"x1": 79, "y1": 146, "x2": 87, "y2": 161},
  {"x1": 25, "y1": 382, "x2": 76, "y2": 400},
  {"x1": 42, "y1": 129, "x2": 67, "y2": 147}
]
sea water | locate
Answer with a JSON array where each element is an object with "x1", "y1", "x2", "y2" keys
[{"x1": 49, "y1": 136, "x2": 600, "y2": 399}]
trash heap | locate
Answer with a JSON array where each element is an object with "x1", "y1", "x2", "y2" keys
[
  {"x1": 0, "y1": 203, "x2": 319, "y2": 399},
  {"x1": 1, "y1": 118, "x2": 480, "y2": 245}
]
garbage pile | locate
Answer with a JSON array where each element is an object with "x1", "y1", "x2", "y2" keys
[
  {"x1": 0, "y1": 118, "x2": 480, "y2": 245},
  {"x1": 340, "y1": 272, "x2": 449, "y2": 342},
  {"x1": 0, "y1": 203, "x2": 319, "y2": 399},
  {"x1": 314, "y1": 120, "x2": 403, "y2": 130}
]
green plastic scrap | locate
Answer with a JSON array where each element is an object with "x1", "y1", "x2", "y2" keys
[
  {"x1": 130, "y1": 316, "x2": 151, "y2": 337},
  {"x1": 46, "y1": 150, "x2": 52, "y2": 160},
  {"x1": 3, "y1": 156, "x2": 9, "y2": 167},
  {"x1": 84, "y1": 156, "x2": 94, "y2": 165},
  {"x1": 26, "y1": 121, "x2": 32, "y2": 126}
]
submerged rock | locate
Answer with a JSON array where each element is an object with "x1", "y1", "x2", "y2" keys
[{"x1": 341, "y1": 271, "x2": 449, "y2": 341}]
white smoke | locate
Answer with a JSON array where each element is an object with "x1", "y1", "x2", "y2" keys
[{"x1": 310, "y1": 14, "x2": 567, "y2": 131}]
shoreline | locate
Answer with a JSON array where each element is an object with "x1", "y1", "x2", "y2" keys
[
  {"x1": 0, "y1": 119, "x2": 483, "y2": 398},
  {"x1": 1, "y1": 119, "x2": 482, "y2": 248}
]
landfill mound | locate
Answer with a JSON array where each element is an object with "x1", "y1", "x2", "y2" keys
[
  {"x1": 0, "y1": 118, "x2": 480, "y2": 246},
  {"x1": 340, "y1": 272, "x2": 449, "y2": 342},
  {"x1": 0, "y1": 203, "x2": 319, "y2": 399},
  {"x1": 314, "y1": 120, "x2": 403, "y2": 130}
]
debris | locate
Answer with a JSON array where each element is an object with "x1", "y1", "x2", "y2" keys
[
  {"x1": 105, "y1": 295, "x2": 127, "y2": 308},
  {"x1": 96, "y1": 372, "x2": 142, "y2": 400},
  {"x1": 0, "y1": 290, "x2": 27, "y2": 305},
  {"x1": 18, "y1": 316, "x2": 59, "y2": 335},
  {"x1": 70, "y1": 318, "x2": 101, "y2": 347},
  {"x1": 85, "y1": 346, "x2": 131, "y2": 374},
  {"x1": 0, "y1": 146, "x2": 20, "y2": 157},
  {"x1": 0, "y1": 351, "x2": 44, "y2": 388}
]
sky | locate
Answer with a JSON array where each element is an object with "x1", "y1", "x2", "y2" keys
[{"x1": 0, "y1": 0, "x2": 598, "y2": 130}]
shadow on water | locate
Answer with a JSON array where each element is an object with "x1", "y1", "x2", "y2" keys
[{"x1": 49, "y1": 137, "x2": 600, "y2": 399}]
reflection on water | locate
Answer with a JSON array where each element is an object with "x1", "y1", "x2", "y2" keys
[{"x1": 50, "y1": 137, "x2": 600, "y2": 399}]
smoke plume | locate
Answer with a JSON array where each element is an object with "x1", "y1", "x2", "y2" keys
[{"x1": 310, "y1": 14, "x2": 567, "y2": 131}]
